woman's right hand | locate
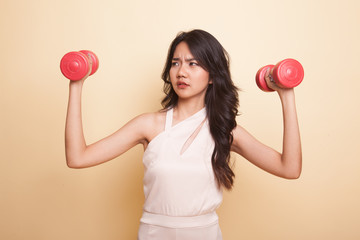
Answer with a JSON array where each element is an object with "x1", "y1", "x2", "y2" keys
[{"x1": 70, "y1": 52, "x2": 93, "y2": 85}]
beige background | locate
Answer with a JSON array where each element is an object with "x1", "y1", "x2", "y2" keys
[{"x1": 1, "y1": 0, "x2": 359, "y2": 239}]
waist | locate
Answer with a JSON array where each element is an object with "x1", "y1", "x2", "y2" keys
[{"x1": 140, "y1": 211, "x2": 219, "y2": 228}]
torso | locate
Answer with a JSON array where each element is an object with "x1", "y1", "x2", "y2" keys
[{"x1": 141, "y1": 107, "x2": 223, "y2": 217}]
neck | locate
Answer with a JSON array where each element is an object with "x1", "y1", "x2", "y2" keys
[{"x1": 173, "y1": 99, "x2": 205, "y2": 121}]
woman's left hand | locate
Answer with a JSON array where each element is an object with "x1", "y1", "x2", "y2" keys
[{"x1": 264, "y1": 68, "x2": 293, "y2": 95}]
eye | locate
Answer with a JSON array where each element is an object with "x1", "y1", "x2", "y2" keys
[
  {"x1": 189, "y1": 62, "x2": 199, "y2": 66},
  {"x1": 171, "y1": 61, "x2": 179, "y2": 67}
]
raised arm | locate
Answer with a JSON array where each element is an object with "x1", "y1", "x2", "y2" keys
[
  {"x1": 231, "y1": 71, "x2": 302, "y2": 179},
  {"x1": 65, "y1": 79, "x2": 155, "y2": 169}
]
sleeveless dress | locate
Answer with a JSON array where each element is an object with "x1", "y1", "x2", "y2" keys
[{"x1": 138, "y1": 107, "x2": 223, "y2": 240}]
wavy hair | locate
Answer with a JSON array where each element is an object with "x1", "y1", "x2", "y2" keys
[{"x1": 161, "y1": 29, "x2": 239, "y2": 190}]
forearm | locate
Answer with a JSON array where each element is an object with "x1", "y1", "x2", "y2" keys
[
  {"x1": 279, "y1": 89, "x2": 302, "y2": 178},
  {"x1": 65, "y1": 81, "x2": 87, "y2": 168}
]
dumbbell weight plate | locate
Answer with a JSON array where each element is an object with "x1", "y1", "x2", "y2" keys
[
  {"x1": 79, "y1": 50, "x2": 99, "y2": 76},
  {"x1": 255, "y1": 64, "x2": 275, "y2": 92},
  {"x1": 273, "y1": 58, "x2": 304, "y2": 88},
  {"x1": 60, "y1": 51, "x2": 90, "y2": 81}
]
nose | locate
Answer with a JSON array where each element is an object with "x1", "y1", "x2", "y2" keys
[{"x1": 176, "y1": 63, "x2": 187, "y2": 79}]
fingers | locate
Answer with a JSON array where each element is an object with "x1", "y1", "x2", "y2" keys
[
  {"x1": 79, "y1": 54, "x2": 93, "y2": 82},
  {"x1": 264, "y1": 68, "x2": 277, "y2": 91},
  {"x1": 85, "y1": 53, "x2": 93, "y2": 76}
]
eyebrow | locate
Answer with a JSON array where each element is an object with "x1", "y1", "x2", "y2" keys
[{"x1": 172, "y1": 57, "x2": 198, "y2": 62}]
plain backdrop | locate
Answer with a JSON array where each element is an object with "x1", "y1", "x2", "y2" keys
[{"x1": 1, "y1": 0, "x2": 359, "y2": 239}]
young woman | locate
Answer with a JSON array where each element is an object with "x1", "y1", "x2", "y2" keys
[{"x1": 65, "y1": 29, "x2": 302, "y2": 240}]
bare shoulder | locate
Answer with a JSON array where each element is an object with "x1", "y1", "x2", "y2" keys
[
  {"x1": 135, "y1": 110, "x2": 166, "y2": 127},
  {"x1": 134, "y1": 110, "x2": 167, "y2": 143}
]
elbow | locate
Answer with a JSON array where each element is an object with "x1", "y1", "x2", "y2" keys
[
  {"x1": 283, "y1": 168, "x2": 302, "y2": 180},
  {"x1": 285, "y1": 172, "x2": 301, "y2": 180},
  {"x1": 66, "y1": 161, "x2": 82, "y2": 169},
  {"x1": 66, "y1": 155, "x2": 86, "y2": 169},
  {"x1": 282, "y1": 155, "x2": 302, "y2": 180},
  {"x1": 65, "y1": 148, "x2": 89, "y2": 169},
  {"x1": 66, "y1": 160, "x2": 81, "y2": 169}
]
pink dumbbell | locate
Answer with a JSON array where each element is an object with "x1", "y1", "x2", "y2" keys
[
  {"x1": 255, "y1": 58, "x2": 304, "y2": 92},
  {"x1": 60, "y1": 50, "x2": 99, "y2": 81}
]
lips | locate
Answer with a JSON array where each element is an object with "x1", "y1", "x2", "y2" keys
[{"x1": 177, "y1": 81, "x2": 189, "y2": 88}]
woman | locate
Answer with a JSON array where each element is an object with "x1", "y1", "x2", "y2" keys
[{"x1": 65, "y1": 29, "x2": 302, "y2": 240}]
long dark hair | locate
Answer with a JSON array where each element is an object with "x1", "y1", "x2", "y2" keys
[{"x1": 161, "y1": 29, "x2": 239, "y2": 190}]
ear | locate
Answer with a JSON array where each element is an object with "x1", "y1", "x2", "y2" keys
[{"x1": 209, "y1": 79, "x2": 213, "y2": 84}]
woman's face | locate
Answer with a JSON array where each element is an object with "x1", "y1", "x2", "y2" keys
[{"x1": 170, "y1": 42, "x2": 211, "y2": 103}]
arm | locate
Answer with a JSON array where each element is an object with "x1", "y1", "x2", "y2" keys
[
  {"x1": 65, "y1": 79, "x2": 151, "y2": 168},
  {"x1": 231, "y1": 72, "x2": 302, "y2": 179}
]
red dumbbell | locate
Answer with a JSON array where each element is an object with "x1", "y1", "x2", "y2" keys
[
  {"x1": 255, "y1": 58, "x2": 304, "y2": 92},
  {"x1": 60, "y1": 50, "x2": 99, "y2": 81}
]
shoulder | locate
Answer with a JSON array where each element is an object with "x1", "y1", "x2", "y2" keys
[
  {"x1": 135, "y1": 110, "x2": 166, "y2": 127},
  {"x1": 133, "y1": 109, "x2": 167, "y2": 143}
]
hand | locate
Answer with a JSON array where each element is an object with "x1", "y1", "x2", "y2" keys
[
  {"x1": 69, "y1": 53, "x2": 93, "y2": 86},
  {"x1": 81, "y1": 53, "x2": 93, "y2": 81},
  {"x1": 264, "y1": 68, "x2": 294, "y2": 96}
]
